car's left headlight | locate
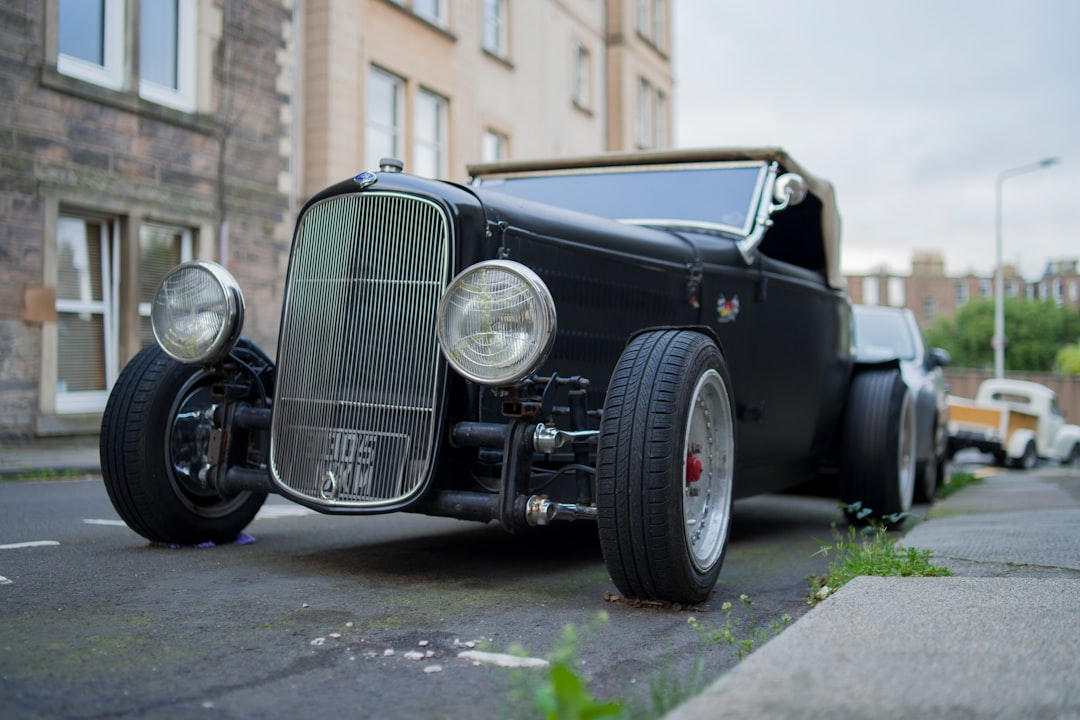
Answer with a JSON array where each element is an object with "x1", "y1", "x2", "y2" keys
[
  {"x1": 437, "y1": 260, "x2": 557, "y2": 386},
  {"x1": 151, "y1": 260, "x2": 245, "y2": 365}
]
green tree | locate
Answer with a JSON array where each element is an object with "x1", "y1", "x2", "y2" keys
[
  {"x1": 923, "y1": 299, "x2": 1080, "y2": 372},
  {"x1": 1058, "y1": 343, "x2": 1080, "y2": 375}
]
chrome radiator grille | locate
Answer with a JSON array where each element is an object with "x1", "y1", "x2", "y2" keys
[{"x1": 270, "y1": 192, "x2": 451, "y2": 508}]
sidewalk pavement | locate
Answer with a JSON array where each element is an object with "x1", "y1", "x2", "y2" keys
[
  {"x1": 0, "y1": 435, "x2": 101, "y2": 478},
  {"x1": 4, "y1": 438, "x2": 1079, "y2": 717},
  {"x1": 667, "y1": 465, "x2": 1080, "y2": 720}
]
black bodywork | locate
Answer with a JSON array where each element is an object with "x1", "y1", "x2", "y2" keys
[{"x1": 102, "y1": 148, "x2": 881, "y2": 604}]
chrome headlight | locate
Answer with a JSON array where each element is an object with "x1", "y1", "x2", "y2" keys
[
  {"x1": 152, "y1": 261, "x2": 244, "y2": 365},
  {"x1": 437, "y1": 260, "x2": 557, "y2": 386}
]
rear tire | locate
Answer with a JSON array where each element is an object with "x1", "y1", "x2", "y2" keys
[
  {"x1": 839, "y1": 368, "x2": 916, "y2": 520},
  {"x1": 597, "y1": 330, "x2": 735, "y2": 604},
  {"x1": 100, "y1": 344, "x2": 265, "y2": 544},
  {"x1": 1011, "y1": 440, "x2": 1037, "y2": 470}
]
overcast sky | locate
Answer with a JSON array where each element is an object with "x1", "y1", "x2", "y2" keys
[{"x1": 673, "y1": 0, "x2": 1079, "y2": 280}]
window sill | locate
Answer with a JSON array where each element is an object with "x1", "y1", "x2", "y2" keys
[
  {"x1": 482, "y1": 48, "x2": 514, "y2": 70},
  {"x1": 40, "y1": 65, "x2": 219, "y2": 137}
]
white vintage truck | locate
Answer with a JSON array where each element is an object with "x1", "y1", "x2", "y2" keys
[{"x1": 947, "y1": 378, "x2": 1080, "y2": 468}]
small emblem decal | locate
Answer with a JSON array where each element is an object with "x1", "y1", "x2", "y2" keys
[
  {"x1": 716, "y1": 294, "x2": 740, "y2": 323},
  {"x1": 354, "y1": 171, "x2": 378, "y2": 189}
]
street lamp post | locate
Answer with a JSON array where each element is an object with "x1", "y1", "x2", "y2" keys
[{"x1": 993, "y1": 157, "x2": 1060, "y2": 378}]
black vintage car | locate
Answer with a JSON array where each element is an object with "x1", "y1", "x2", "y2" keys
[{"x1": 101, "y1": 147, "x2": 916, "y2": 604}]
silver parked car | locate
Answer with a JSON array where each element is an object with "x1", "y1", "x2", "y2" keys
[{"x1": 853, "y1": 305, "x2": 951, "y2": 502}]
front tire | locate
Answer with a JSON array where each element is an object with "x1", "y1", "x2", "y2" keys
[
  {"x1": 839, "y1": 368, "x2": 916, "y2": 520},
  {"x1": 597, "y1": 330, "x2": 735, "y2": 604},
  {"x1": 100, "y1": 344, "x2": 266, "y2": 544}
]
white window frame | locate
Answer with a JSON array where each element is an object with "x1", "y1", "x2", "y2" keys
[
  {"x1": 482, "y1": 128, "x2": 508, "y2": 162},
  {"x1": 572, "y1": 42, "x2": 591, "y2": 109},
  {"x1": 57, "y1": 0, "x2": 127, "y2": 91},
  {"x1": 887, "y1": 276, "x2": 906, "y2": 307},
  {"x1": 413, "y1": 0, "x2": 448, "y2": 27},
  {"x1": 654, "y1": 89, "x2": 667, "y2": 147},
  {"x1": 54, "y1": 216, "x2": 121, "y2": 414},
  {"x1": 413, "y1": 88, "x2": 448, "y2": 179},
  {"x1": 482, "y1": 0, "x2": 508, "y2": 57},
  {"x1": 138, "y1": 0, "x2": 197, "y2": 112},
  {"x1": 636, "y1": 77, "x2": 652, "y2": 149},
  {"x1": 366, "y1": 67, "x2": 405, "y2": 168},
  {"x1": 861, "y1": 277, "x2": 880, "y2": 306}
]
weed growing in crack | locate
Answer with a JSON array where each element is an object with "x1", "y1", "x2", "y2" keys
[
  {"x1": 808, "y1": 503, "x2": 952, "y2": 603},
  {"x1": 686, "y1": 595, "x2": 792, "y2": 661}
]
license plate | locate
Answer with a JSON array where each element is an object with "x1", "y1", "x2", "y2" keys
[{"x1": 314, "y1": 428, "x2": 411, "y2": 501}]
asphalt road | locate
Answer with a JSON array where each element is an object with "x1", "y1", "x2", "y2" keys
[{"x1": 0, "y1": 477, "x2": 880, "y2": 719}]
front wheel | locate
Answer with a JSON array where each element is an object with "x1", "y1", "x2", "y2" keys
[
  {"x1": 839, "y1": 368, "x2": 916, "y2": 520},
  {"x1": 100, "y1": 344, "x2": 266, "y2": 544},
  {"x1": 596, "y1": 330, "x2": 736, "y2": 605},
  {"x1": 1065, "y1": 443, "x2": 1080, "y2": 468}
]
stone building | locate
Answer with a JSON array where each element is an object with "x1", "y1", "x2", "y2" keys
[
  {"x1": 0, "y1": 0, "x2": 296, "y2": 439},
  {"x1": 0, "y1": 0, "x2": 674, "y2": 440}
]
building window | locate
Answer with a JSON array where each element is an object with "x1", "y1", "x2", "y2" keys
[
  {"x1": 636, "y1": 0, "x2": 667, "y2": 51},
  {"x1": 1069, "y1": 281, "x2": 1079, "y2": 303},
  {"x1": 366, "y1": 67, "x2": 404, "y2": 168},
  {"x1": 138, "y1": 224, "x2": 193, "y2": 346},
  {"x1": 572, "y1": 42, "x2": 591, "y2": 110},
  {"x1": 861, "y1": 277, "x2": 879, "y2": 305},
  {"x1": 482, "y1": 128, "x2": 508, "y2": 162},
  {"x1": 57, "y1": 0, "x2": 196, "y2": 112},
  {"x1": 978, "y1": 278, "x2": 992, "y2": 299},
  {"x1": 54, "y1": 215, "x2": 196, "y2": 414},
  {"x1": 1006, "y1": 280, "x2": 1019, "y2": 298},
  {"x1": 923, "y1": 296, "x2": 936, "y2": 324},
  {"x1": 654, "y1": 89, "x2": 668, "y2": 147},
  {"x1": 955, "y1": 280, "x2": 969, "y2": 306},
  {"x1": 139, "y1": 0, "x2": 196, "y2": 111},
  {"x1": 636, "y1": 77, "x2": 652, "y2": 149},
  {"x1": 887, "y1": 276, "x2": 905, "y2": 307},
  {"x1": 1053, "y1": 279, "x2": 1064, "y2": 305},
  {"x1": 482, "y1": 0, "x2": 508, "y2": 57},
  {"x1": 414, "y1": 89, "x2": 448, "y2": 179},
  {"x1": 55, "y1": 215, "x2": 119, "y2": 413},
  {"x1": 413, "y1": 0, "x2": 448, "y2": 27},
  {"x1": 57, "y1": 0, "x2": 126, "y2": 90}
]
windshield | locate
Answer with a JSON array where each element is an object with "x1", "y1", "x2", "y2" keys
[
  {"x1": 853, "y1": 310, "x2": 917, "y2": 361},
  {"x1": 474, "y1": 163, "x2": 767, "y2": 236}
]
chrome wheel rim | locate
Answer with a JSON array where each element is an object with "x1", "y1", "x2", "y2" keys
[{"x1": 682, "y1": 369, "x2": 734, "y2": 572}]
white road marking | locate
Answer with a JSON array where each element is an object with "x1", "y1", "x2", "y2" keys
[
  {"x1": 256, "y1": 505, "x2": 316, "y2": 519},
  {"x1": 83, "y1": 519, "x2": 127, "y2": 526},
  {"x1": 0, "y1": 541, "x2": 60, "y2": 550},
  {"x1": 0, "y1": 576, "x2": 12, "y2": 585}
]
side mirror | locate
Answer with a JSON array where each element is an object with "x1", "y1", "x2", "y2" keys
[
  {"x1": 928, "y1": 348, "x2": 950, "y2": 369},
  {"x1": 772, "y1": 173, "x2": 808, "y2": 211}
]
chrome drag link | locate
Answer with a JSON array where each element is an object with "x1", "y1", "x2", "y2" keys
[{"x1": 524, "y1": 495, "x2": 599, "y2": 526}]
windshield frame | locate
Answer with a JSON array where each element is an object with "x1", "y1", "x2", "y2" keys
[{"x1": 473, "y1": 160, "x2": 770, "y2": 239}]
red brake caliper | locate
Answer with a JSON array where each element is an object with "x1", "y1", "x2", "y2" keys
[{"x1": 685, "y1": 445, "x2": 703, "y2": 486}]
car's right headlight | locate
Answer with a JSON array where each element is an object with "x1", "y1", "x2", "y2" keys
[
  {"x1": 151, "y1": 260, "x2": 244, "y2": 365},
  {"x1": 436, "y1": 260, "x2": 557, "y2": 386}
]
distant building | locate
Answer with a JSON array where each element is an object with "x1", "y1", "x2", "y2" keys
[
  {"x1": 0, "y1": 0, "x2": 674, "y2": 440},
  {"x1": 1031, "y1": 258, "x2": 1080, "y2": 310},
  {"x1": 845, "y1": 250, "x2": 1078, "y2": 329}
]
